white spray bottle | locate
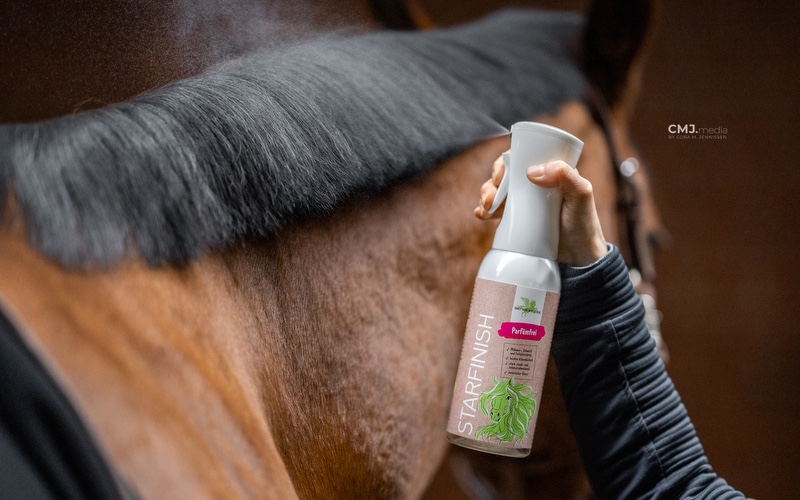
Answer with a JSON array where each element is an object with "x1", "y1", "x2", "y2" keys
[{"x1": 446, "y1": 121, "x2": 583, "y2": 457}]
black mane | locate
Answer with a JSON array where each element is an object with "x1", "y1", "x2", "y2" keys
[{"x1": 0, "y1": 10, "x2": 585, "y2": 267}]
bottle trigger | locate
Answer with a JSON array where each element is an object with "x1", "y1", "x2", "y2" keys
[{"x1": 488, "y1": 151, "x2": 511, "y2": 215}]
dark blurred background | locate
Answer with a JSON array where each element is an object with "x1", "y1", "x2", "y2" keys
[{"x1": 632, "y1": 2, "x2": 799, "y2": 498}]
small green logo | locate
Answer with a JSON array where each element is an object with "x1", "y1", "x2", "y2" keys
[
  {"x1": 514, "y1": 297, "x2": 540, "y2": 317},
  {"x1": 475, "y1": 377, "x2": 536, "y2": 444}
]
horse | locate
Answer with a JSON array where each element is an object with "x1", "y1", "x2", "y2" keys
[{"x1": 0, "y1": 1, "x2": 666, "y2": 498}]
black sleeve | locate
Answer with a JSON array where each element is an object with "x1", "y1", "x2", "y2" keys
[
  {"x1": 551, "y1": 245, "x2": 747, "y2": 499},
  {"x1": 0, "y1": 307, "x2": 134, "y2": 499}
]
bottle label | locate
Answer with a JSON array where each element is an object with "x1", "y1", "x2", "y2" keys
[{"x1": 447, "y1": 278, "x2": 559, "y2": 449}]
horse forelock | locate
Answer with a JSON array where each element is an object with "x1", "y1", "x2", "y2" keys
[{"x1": 0, "y1": 9, "x2": 585, "y2": 268}]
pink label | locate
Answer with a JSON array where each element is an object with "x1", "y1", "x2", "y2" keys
[
  {"x1": 447, "y1": 278, "x2": 560, "y2": 450},
  {"x1": 498, "y1": 322, "x2": 546, "y2": 341}
]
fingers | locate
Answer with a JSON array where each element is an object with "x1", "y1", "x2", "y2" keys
[
  {"x1": 491, "y1": 155, "x2": 505, "y2": 186},
  {"x1": 526, "y1": 161, "x2": 607, "y2": 266},
  {"x1": 475, "y1": 178, "x2": 500, "y2": 219},
  {"x1": 526, "y1": 161, "x2": 593, "y2": 202},
  {"x1": 474, "y1": 156, "x2": 506, "y2": 219}
]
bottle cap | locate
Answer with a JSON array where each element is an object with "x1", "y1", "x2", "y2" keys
[{"x1": 489, "y1": 122, "x2": 583, "y2": 260}]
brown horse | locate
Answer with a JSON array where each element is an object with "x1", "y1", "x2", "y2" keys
[{"x1": 0, "y1": 1, "x2": 665, "y2": 498}]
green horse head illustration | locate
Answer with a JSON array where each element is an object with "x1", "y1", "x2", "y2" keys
[{"x1": 475, "y1": 377, "x2": 536, "y2": 444}]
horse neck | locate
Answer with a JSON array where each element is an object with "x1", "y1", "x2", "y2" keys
[
  {"x1": 218, "y1": 137, "x2": 507, "y2": 498},
  {"x1": 0, "y1": 231, "x2": 298, "y2": 498},
  {"x1": 0, "y1": 134, "x2": 506, "y2": 498}
]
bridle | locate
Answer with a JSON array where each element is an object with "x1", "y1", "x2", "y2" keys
[{"x1": 584, "y1": 85, "x2": 667, "y2": 360}]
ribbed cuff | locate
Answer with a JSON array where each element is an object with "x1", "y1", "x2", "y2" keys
[{"x1": 555, "y1": 244, "x2": 637, "y2": 335}]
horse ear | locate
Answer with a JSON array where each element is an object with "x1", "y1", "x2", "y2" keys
[{"x1": 581, "y1": 0, "x2": 659, "y2": 111}]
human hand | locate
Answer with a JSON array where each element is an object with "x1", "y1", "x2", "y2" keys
[{"x1": 474, "y1": 157, "x2": 608, "y2": 267}]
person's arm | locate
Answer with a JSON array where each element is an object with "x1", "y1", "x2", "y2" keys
[
  {"x1": 554, "y1": 245, "x2": 745, "y2": 499},
  {"x1": 476, "y1": 158, "x2": 747, "y2": 498}
]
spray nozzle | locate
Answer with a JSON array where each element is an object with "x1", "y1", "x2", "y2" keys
[{"x1": 489, "y1": 122, "x2": 584, "y2": 259}]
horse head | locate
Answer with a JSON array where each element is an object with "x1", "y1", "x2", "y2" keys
[{"x1": 476, "y1": 378, "x2": 537, "y2": 445}]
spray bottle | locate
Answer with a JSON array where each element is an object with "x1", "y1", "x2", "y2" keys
[{"x1": 446, "y1": 121, "x2": 583, "y2": 457}]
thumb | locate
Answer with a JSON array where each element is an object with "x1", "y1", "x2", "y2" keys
[{"x1": 526, "y1": 161, "x2": 593, "y2": 203}]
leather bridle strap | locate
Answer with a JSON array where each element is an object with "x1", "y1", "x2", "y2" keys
[
  {"x1": 583, "y1": 85, "x2": 655, "y2": 283},
  {"x1": 583, "y1": 85, "x2": 667, "y2": 360}
]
